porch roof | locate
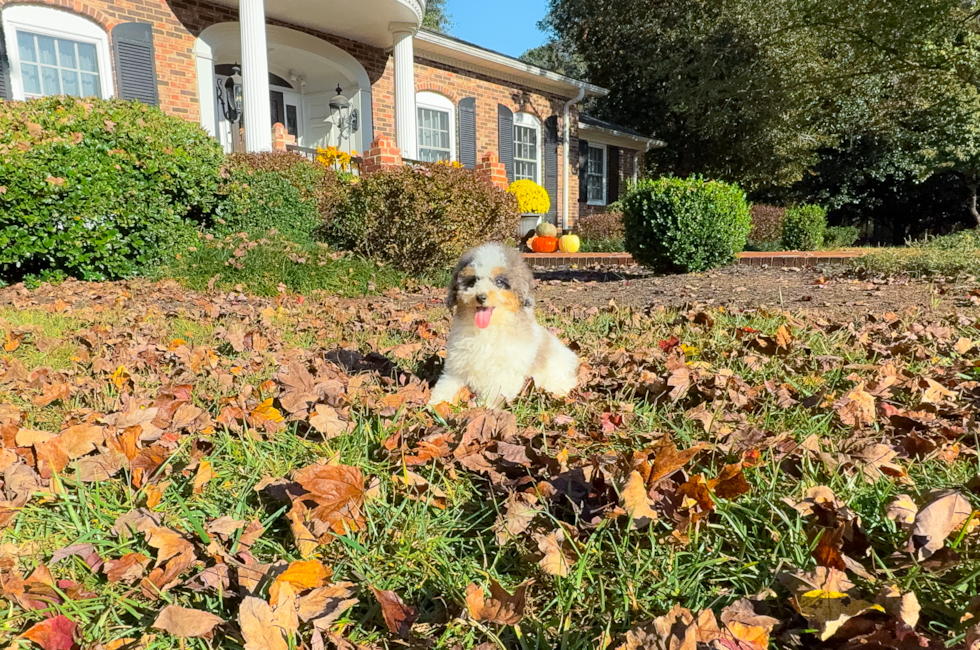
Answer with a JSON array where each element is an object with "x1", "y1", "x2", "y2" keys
[
  {"x1": 579, "y1": 114, "x2": 666, "y2": 150},
  {"x1": 414, "y1": 30, "x2": 609, "y2": 99}
]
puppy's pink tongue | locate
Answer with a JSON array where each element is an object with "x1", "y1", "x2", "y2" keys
[{"x1": 474, "y1": 307, "x2": 494, "y2": 329}]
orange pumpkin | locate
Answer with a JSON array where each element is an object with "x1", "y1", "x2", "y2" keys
[{"x1": 531, "y1": 236, "x2": 559, "y2": 253}]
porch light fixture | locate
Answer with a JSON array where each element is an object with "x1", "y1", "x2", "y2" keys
[
  {"x1": 216, "y1": 64, "x2": 244, "y2": 123},
  {"x1": 328, "y1": 84, "x2": 359, "y2": 140}
]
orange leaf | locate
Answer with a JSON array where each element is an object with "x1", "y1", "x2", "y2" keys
[{"x1": 21, "y1": 615, "x2": 76, "y2": 650}]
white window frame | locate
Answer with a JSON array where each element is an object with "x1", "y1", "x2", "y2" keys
[
  {"x1": 513, "y1": 112, "x2": 542, "y2": 184},
  {"x1": 587, "y1": 143, "x2": 608, "y2": 206},
  {"x1": 416, "y1": 91, "x2": 456, "y2": 162},
  {"x1": 1, "y1": 6, "x2": 114, "y2": 101}
]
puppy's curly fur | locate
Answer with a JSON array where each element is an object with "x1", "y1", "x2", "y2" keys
[{"x1": 429, "y1": 242, "x2": 580, "y2": 407}]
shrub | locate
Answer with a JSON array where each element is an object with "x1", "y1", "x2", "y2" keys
[
  {"x1": 162, "y1": 232, "x2": 407, "y2": 297},
  {"x1": 621, "y1": 176, "x2": 751, "y2": 272},
  {"x1": 781, "y1": 204, "x2": 827, "y2": 251},
  {"x1": 507, "y1": 179, "x2": 551, "y2": 215},
  {"x1": 214, "y1": 152, "x2": 348, "y2": 243},
  {"x1": 748, "y1": 204, "x2": 786, "y2": 244},
  {"x1": 577, "y1": 210, "x2": 625, "y2": 252},
  {"x1": 322, "y1": 164, "x2": 520, "y2": 274},
  {"x1": 920, "y1": 229, "x2": 980, "y2": 250},
  {"x1": 823, "y1": 225, "x2": 860, "y2": 249},
  {"x1": 0, "y1": 96, "x2": 223, "y2": 281}
]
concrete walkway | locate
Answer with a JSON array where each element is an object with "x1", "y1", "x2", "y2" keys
[{"x1": 522, "y1": 250, "x2": 865, "y2": 268}]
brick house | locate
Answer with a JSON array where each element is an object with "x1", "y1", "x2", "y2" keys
[{"x1": 0, "y1": 0, "x2": 662, "y2": 228}]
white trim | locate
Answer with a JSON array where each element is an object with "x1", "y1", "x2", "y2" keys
[
  {"x1": 579, "y1": 121, "x2": 666, "y2": 150},
  {"x1": 1, "y1": 5, "x2": 113, "y2": 101},
  {"x1": 586, "y1": 142, "x2": 607, "y2": 206},
  {"x1": 415, "y1": 30, "x2": 608, "y2": 99},
  {"x1": 415, "y1": 90, "x2": 455, "y2": 162},
  {"x1": 513, "y1": 111, "x2": 542, "y2": 184}
]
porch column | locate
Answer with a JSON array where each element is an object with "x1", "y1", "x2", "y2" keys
[
  {"x1": 390, "y1": 23, "x2": 418, "y2": 160},
  {"x1": 240, "y1": 0, "x2": 272, "y2": 152}
]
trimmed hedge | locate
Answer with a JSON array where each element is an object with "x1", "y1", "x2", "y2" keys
[
  {"x1": 622, "y1": 177, "x2": 751, "y2": 272},
  {"x1": 322, "y1": 164, "x2": 520, "y2": 274},
  {"x1": 824, "y1": 225, "x2": 860, "y2": 249},
  {"x1": 781, "y1": 204, "x2": 827, "y2": 251},
  {"x1": 0, "y1": 97, "x2": 224, "y2": 282}
]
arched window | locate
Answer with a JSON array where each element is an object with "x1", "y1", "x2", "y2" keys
[
  {"x1": 1, "y1": 5, "x2": 113, "y2": 100},
  {"x1": 416, "y1": 91, "x2": 456, "y2": 162},
  {"x1": 513, "y1": 112, "x2": 542, "y2": 183}
]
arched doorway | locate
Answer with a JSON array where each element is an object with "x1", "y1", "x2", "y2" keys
[{"x1": 194, "y1": 23, "x2": 373, "y2": 154}]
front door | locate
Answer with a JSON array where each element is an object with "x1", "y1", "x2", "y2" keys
[{"x1": 271, "y1": 89, "x2": 303, "y2": 145}]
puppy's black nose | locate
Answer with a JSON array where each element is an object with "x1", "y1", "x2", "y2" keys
[{"x1": 476, "y1": 293, "x2": 487, "y2": 305}]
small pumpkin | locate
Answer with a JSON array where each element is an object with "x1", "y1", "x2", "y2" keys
[
  {"x1": 535, "y1": 222, "x2": 558, "y2": 238},
  {"x1": 559, "y1": 234, "x2": 581, "y2": 253},
  {"x1": 531, "y1": 236, "x2": 559, "y2": 253}
]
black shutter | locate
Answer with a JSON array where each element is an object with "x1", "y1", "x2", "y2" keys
[
  {"x1": 458, "y1": 97, "x2": 476, "y2": 169},
  {"x1": 607, "y1": 145, "x2": 620, "y2": 203},
  {"x1": 112, "y1": 23, "x2": 159, "y2": 105},
  {"x1": 0, "y1": 19, "x2": 11, "y2": 101},
  {"x1": 497, "y1": 104, "x2": 514, "y2": 183},
  {"x1": 544, "y1": 115, "x2": 559, "y2": 224},
  {"x1": 578, "y1": 138, "x2": 589, "y2": 204}
]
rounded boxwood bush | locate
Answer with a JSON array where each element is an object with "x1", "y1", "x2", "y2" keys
[
  {"x1": 0, "y1": 96, "x2": 224, "y2": 282},
  {"x1": 781, "y1": 204, "x2": 827, "y2": 251},
  {"x1": 823, "y1": 225, "x2": 860, "y2": 249},
  {"x1": 622, "y1": 176, "x2": 751, "y2": 272},
  {"x1": 322, "y1": 164, "x2": 519, "y2": 275}
]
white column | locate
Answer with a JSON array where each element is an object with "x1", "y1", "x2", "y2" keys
[
  {"x1": 390, "y1": 23, "x2": 418, "y2": 160},
  {"x1": 240, "y1": 0, "x2": 272, "y2": 152}
]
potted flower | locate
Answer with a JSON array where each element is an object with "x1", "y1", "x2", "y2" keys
[{"x1": 507, "y1": 180, "x2": 551, "y2": 246}]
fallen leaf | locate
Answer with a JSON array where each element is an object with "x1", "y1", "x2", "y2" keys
[
  {"x1": 270, "y1": 560, "x2": 331, "y2": 605},
  {"x1": 874, "y1": 584, "x2": 920, "y2": 628},
  {"x1": 370, "y1": 586, "x2": 418, "y2": 638},
  {"x1": 907, "y1": 490, "x2": 974, "y2": 560},
  {"x1": 21, "y1": 615, "x2": 77, "y2": 650},
  {"x1": 192, "y1": 459, "x2": 213, "y2": 495},
  {"x1": 239, "y1": 596, "x2": 288, "y2": 650},
  {"x1": 621, "y1": 470, "x2": 658, "y2": 528},
  {"x1": 465, "y1": 581, "x2": 527, "y2": 625},
  {"x1": 885, "y1": 494, "x2": 918, "y2": 528},
  {"x1": 153, "y1": 605, "x2": 223, "y2": 638},
  {"x1": 536, "y1": 529, "x2": 572, "y2": 577}
]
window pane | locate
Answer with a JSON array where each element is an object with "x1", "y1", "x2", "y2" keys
[
  {"x1": 17, "y1": 32, "x2": 37, "y2": 63},
  {"x1": 37, "y1": 35, "x2": 58, "y2": 66},
  {"x1": 21, "y1": 63, "x2": 41, "y2": 95},
  {"x1": 61, "y1": 69, "x2": 80, "y2": 96},
  {"x1": 57, "y1": 40, "x2": 76, "y2": 69},
  {"x1": 80, "y1": 73, "x2": 100, "y2": 97},
  {"x1": 41, "y1": 66, "x2": 61, "y2": 95},
  {"x1": 77, "y1": 43, "x2": 98, "y2": 73}
]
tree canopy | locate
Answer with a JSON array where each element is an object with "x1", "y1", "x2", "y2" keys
[
  {"x1": 422, "y1": 0, "x2": 452, "y2": 33},
  {"x1": 542, "y1": 0, "x2": 980, "y2": 229}
]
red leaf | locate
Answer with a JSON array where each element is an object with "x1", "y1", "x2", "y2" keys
[
  {"x1": 21, "y1": 615, "x2": 77, "y2": 650},
  {"x1": 659, "y1": 336, "x2": 680, "y2": 352}
]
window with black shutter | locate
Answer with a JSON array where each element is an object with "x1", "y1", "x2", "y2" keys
[
  {"x1": 458, "y1": 97, "x2": 476, "y2": 169},
  {"x1": 578, "y1": 138, "x2": 590, "y2": 204},
  {"x1": 497, "y1": 104, "x2": 514, "y2": 183},
  {"x1": 607, "y1": 145, "x2": 620, "y2": 203},
  {"x1": 112, "y1": 22, "x2": 158, "y2": 105},
  {"x1": 0, "y1": 20, "x2": 10, "y2": 100},
  {"x1": 544, "y1": 115, "x2": 559, "y2": 223}
]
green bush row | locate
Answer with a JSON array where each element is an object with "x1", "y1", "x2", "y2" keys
[{"x1": 0, "y1": 98, "x2": 520, "y2": 283}]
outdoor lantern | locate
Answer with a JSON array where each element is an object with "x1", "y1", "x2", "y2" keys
[
  {"x1": 327, "y1": 83, "x2": 359, "y2": 140},
  {"x1": 217, "y1": 64, "x2": 243, "y2": 123}
]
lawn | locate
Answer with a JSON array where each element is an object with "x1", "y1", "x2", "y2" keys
[{"x1": 0, "y1": 275, "x2": 977, "y2": 650}]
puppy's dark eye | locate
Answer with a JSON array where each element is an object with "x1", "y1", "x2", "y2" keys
[
  {"x1": 460, "y1": 276, "x2": 477, "y2": 289},
  {"x1": 494, "y1": 276, "x2": 510, "y2": 290}
]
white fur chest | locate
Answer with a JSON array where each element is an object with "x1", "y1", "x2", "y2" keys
[{"x1": 445, "y1": 315, "x2": 541, "y2": 397}]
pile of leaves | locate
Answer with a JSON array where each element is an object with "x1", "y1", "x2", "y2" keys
[{"x1": 0, "y1": 278, "x2": 977, "y2": 650}]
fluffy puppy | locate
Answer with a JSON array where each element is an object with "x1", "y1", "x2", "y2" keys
[{"x1": 428, "y1": 242, "x2": 580, "y2": 407}]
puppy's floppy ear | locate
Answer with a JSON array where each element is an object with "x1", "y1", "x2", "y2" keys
[
  {"x1": 446, "y1": 252, "x2": 472, "y2": 309},
  {"x1": 504, "y1": 246, "x2": 536, "y2": 309}
]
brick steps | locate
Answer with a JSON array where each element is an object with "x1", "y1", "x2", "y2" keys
[{"x1": 522, "y1": 250, "x2": 865, "y2": 269}]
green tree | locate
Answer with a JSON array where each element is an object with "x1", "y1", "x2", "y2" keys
[
  {"x1": 422, "y1": 0, "x2": 453, "y2": 33},
  {"x1": 519, "y1": 41, "x2": 587, "y2": 79}
]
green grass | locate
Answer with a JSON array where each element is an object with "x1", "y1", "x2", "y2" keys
[{"x1": 0, "y1": 288, "x2": 977, "y2": 649}]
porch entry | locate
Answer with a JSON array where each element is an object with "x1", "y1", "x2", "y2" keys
[{"x1": 195, "y1": 22, "x2": 373, "y2": 155}]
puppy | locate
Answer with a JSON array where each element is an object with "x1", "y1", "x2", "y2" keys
[{"x1": 428, "y1": 242, "x2": 580, "y2": 407}]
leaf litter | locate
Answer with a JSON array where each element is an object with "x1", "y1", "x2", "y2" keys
[{"x1": 0, "y1": 277, "x2": 976, "y2": 649}]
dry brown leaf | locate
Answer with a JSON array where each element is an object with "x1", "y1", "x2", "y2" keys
[
  {"x1": 192, "y1": 460, "x2": 213, "y2": 495},
  {"x1": 535, "y1": 530, "x2": 572, "y2": 577},
  {"x1": 293, "y1": 463, "x2": 366, "y2": 538},
  {"x1": 239, "y1": 596, "x2": 288, "y2": 650},
  {"x1": 152, "y1": 605, "x2": 223, "y2": 638},
  {"x1": 649, "y1": 438, "x2": 707, "y2": 484},
  {"x1": 308, "y1": 405, "x2": 352, "y2": 439},
  {"x1": 614, "y1": 604, "x2": 698, "y2": 650},
  {"x1": 269, "y1": 560, "x2": 331, "y2": 605},
  {"x1": 779, "y1": 568, "x2": 884, "y2": 640},
  {"x1": 885, "y1": 494, "x2": 918, "y2": 528},
  {"x1": 834, "y1": 383, "x2": 876, "y2": 428},
  {"x1": 707, "y1": 463, "x2": 751, "y2": 500},
  {"x1": 874, "y1": 584, "x2": 920, "y2": 628},
  {"x1": 907, "y1": 490, "x2": 974, "y2": 560},
  {"x1": 465, "y1": 581, "x2": 527, "y2": 626},
  {"x1": 370, "y1": 586, "x2": 418, "y2": 638}
]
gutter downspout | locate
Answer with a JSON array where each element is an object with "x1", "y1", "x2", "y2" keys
[{"x1": 562, "y1": 87, "x2": 586, "y2": 232}]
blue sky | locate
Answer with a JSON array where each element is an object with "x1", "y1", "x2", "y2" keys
[{"x1": 445, "y1": 0, "x2": 550, "y2": 58}]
